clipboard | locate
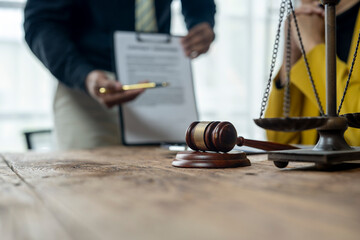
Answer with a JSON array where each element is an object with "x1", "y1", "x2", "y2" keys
[{"x1": 113, "y1": 31, "x2": 198, "y2": 145}]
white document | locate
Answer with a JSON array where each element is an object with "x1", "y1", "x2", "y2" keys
[{"x1": 114, "y1": 31, "x2": 198, "y2": 145}]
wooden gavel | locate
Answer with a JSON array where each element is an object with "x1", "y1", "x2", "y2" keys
[{"x1": 186, "y1": 121, "x2": 299, "y2": 153}]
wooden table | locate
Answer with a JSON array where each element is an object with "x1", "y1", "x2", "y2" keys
[{"x1": 1, "y1": 146, "x2": 359, "y2": 240}]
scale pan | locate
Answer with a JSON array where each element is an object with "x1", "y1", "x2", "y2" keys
[
  {"x1": 341, "y1": 113, "x2": 360, "y2": 128},
  {"x1": 254, "y1": 117, "x2": 328, "y2": 132}
]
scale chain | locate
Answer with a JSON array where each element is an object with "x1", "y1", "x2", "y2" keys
[
  {"x1": 337, "y1": 29, "x2": 360, "y2": 115},
  {"x1": 283, "y1": 2, "x2": 292, "y2": 118},
  {"x1": 289, "y1": 1, "x2": 325, "y2": 116},
  {"x1": 259, "y1": 0, "x2": 287, "y2": 118},
  {"x1": 260, "y1": 0, "x2": 325, "y2": 118}
]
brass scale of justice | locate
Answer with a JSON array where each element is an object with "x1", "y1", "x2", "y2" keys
[{"x1": 173, "y1": 0, "x2": 360, "y2": 169}]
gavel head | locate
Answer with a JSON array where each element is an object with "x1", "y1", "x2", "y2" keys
[{"x1": 185, "y1": 121, "x2": 237, "y2": 153}]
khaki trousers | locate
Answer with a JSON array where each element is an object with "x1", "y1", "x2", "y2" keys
[{"x1": 54, "y1": 81, "x2": 121, "y2": 150}]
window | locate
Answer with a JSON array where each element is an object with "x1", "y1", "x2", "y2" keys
[
  {"x1": 171, "y1": 0, "x2": 293, "y2": 140},
  {"x1": 0, "y1": 0, "x2": 55, "y2": 151}
]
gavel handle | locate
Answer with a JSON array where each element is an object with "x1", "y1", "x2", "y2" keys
[{"x1": 236, "y1": 137, "x2": 299, "y2": 151}]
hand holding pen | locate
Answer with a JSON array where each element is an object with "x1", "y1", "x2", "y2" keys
[
  {"x1": 85, "y1": 70, "x2": 145, "y2": 108},
  {"x1": 98, "y1": 81, "x2": 169, "y2": 93}
]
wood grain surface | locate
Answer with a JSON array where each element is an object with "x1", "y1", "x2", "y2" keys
[{"x1": 1, "y1": 146, "x2": 360, "y2": 240}]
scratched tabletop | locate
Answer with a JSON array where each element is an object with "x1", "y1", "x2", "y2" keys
[{"x1": 0, "y1": 146, "x2": 359, "y2": 240}]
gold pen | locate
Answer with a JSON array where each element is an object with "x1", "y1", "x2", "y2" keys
[{"x1": 98, "y1": 82, "x2": 169, "y2": 94}]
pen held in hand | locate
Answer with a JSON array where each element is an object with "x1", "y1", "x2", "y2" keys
[{"x1": 98, "y1": 82, "x2": 169, "y2": 94}]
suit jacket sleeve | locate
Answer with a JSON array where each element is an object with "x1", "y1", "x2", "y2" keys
[
  {"x1": 180, "y1": 0, "x2": 216, "y2": 30},
  {"x1": 24, "y1": 0, "x2": 95, "y2": 91}
]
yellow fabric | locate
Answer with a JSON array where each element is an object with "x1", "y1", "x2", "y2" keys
[{"x1": 265, "y1": 9, "x2": 360, "y2": 146}]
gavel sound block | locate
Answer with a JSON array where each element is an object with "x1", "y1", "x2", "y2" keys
[
  {"x1": 173, "y1": 121, "x2": 249, "y2": 168},
  {"x1": 172, "y1": 121, "x2": 299, "y2": 168}
]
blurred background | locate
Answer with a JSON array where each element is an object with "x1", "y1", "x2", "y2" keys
[{"x1": 0, "y1": 0, "x2": 299, "y2": 152}]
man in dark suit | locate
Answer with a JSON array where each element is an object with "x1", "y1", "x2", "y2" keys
[{"x1": 24, "y1": 0, "x2": 216, "y2": 150}]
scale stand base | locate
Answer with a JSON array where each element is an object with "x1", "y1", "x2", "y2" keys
[{"x1": 268, "y1": 147, "x2": 360, "y2": 169}]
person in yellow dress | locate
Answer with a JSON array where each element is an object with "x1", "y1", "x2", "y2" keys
[{"x1": 265, "y1": 0, "x2": 360, "y2": 146}]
